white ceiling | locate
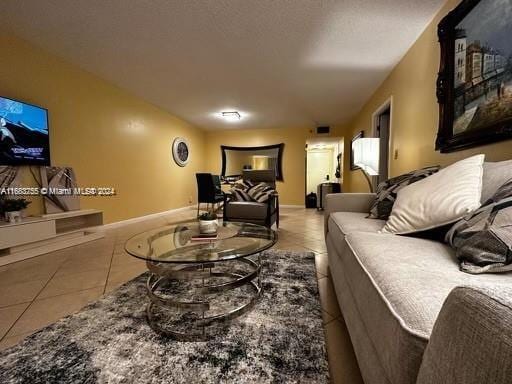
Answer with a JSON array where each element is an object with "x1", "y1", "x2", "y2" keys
[{"x1": 0, "y1": 0, "x2": 444, "y2": 130}]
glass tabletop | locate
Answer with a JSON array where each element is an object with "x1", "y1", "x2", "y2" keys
[{"x1": 124, "y1": 221, "x2": 276, "y2": 264}]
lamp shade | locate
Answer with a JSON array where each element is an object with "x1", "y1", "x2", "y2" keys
[{"x1": 352, "y1": 138, "x2": 380, "y2": 176}]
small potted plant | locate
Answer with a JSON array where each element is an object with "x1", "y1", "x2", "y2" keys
[
  {"x1": 0, "y1": 197, "x2": 31, "y2": 223},
  {"x1": 198, "y1": 211, "x2": 218, "y2": 235}
]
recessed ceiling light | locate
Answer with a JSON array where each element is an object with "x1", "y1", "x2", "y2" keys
[{"x1": 221, "y1": 111, "x2": 241, "y2": 122}]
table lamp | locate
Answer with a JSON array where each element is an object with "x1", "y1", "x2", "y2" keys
[{"x1": 352, "y1": 137, "x2": 380, "y2": 192}]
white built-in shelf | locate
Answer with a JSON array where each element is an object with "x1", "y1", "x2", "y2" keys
[{"x1": 0, "y1": 209, "x2": 104, "y2": 266}]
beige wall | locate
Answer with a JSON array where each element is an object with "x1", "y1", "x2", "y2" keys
[
  {"x1": 342, "y1": 0, "x2": 512, "y2": 192},
  {"x1": 0, "y1": 32, "x2": 205, "y2": 223},
  {"x1": 205, "y1": 127, "x2": 346, "y2": 205}
]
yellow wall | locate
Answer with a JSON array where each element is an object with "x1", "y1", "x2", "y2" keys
[
  {"x1": 342, "y1": 0, "x2": 512, "y2": 192},
  {"x1": 0, "y1": 32, "x2": 205, "y2": 223},
  {"x1": 1, "y1": 30, "x2": 349, "y2": 218},
  {"x1": 205, "y1": 127, "x2": 346, "y2": 205}
]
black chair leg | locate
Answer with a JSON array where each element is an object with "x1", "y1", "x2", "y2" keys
[{"x1": 197, "y1": 202, "x2": 200, "y2": 218}]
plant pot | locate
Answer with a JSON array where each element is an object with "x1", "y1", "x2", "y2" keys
[
  {"x1": 5, "y1": 210, "x2": 22, "y2": 224},
  {"x1": 199, "y1": 219, "x2": 219, "y2": 235}
]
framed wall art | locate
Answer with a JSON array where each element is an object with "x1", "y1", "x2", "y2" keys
[{"x1": 436, "y1": 0, "x2": 512, "y2": 152}]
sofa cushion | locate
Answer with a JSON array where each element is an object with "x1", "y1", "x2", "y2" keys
[
  {"x1": 482, "y1": 160, "x2": 512, "y2": 203},
  {"x1": 328, "y1": 212, "x2": 385, "y2": 236},
  {"x1": 326, "y1": 235, "x2": 393, "y2": 384},
  {"x1": 327, "y1": 212, "x2": 385, "y2": 260},
  {"x1": 339, "y1": 232, "x2": 512, "y2": 384}
]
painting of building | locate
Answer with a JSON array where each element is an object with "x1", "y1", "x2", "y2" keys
[
  {"x1": 454, "y1": 29, "x2": 467, "y2": 88},
  {"x1": 452, "y1": 0, "x2": 512, "y2": 135},
  {"x1": 465, "y1": 41, "x2": 483, "y2": 85}
]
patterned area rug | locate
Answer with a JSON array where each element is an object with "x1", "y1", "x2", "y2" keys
[{"x1": 0, "y1": 250, "x2": 329, "y2": 383}]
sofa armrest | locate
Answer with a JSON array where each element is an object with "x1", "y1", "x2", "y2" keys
[
  {"x1": 416, "y1": 285, "x2": 512, "y2": 384},
  {"x1": 324, "y1": 193, "x2": 375, "y2": 235}
]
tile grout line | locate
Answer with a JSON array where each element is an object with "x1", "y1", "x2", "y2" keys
[
  {"x1": 103, "y1": 236, "x2": 118, "y2": 295},
  {"x1": 0, "y1": 256, "x2": 68, "y2": 343},
  {"x1": 0, "y1": 301, "x2": 31, "y2": 311},
  {"x1": 324, "y1": 317, "x2": 337, "y2": 326},
  {"x1": 1, "y1": 284, "x2": 108, "y2": 344}
]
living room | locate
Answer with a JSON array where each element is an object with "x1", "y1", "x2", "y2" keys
[{"x1": 1, "y1": 0, "x2": 511, "y2": 383}]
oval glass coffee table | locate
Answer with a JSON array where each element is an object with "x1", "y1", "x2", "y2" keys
[{"x1": 125, "y1": 221, "x2": 276, "y2": 340}]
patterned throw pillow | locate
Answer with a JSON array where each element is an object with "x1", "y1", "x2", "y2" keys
[
  {"x1": 247, "y1": 183, "x2": 275, "y2": 203},
  {"x1": 231, "y1": 188, "x2": 253, "y2": 202},
  {"x1": 232, "y1": 180, "x2": 254, "y2": 191},
  {"x1": 368, "y1": 166, "x2": 440, "y2": 219},
  {"x1": 446, "y1": 179, "x2": 512, "y2": 274},
  {"x1": 230, "y1": 181, "x2": 276, "y2": 203}
]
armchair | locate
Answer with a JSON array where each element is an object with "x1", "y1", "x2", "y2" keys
[{"x1": 223, "y1": 170, "x2": 279, "y2": 228}]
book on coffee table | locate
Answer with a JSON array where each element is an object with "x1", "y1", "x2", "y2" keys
[{"x1": 190, "y1": 233, "x2": 218, "y2": 241}]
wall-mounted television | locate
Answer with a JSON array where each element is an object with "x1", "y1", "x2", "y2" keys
[{"x1": 0, "y1": 96, "x2": 50, "y2": 166}]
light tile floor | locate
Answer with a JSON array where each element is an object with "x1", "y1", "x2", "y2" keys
[{"x1": 0, "y1": 207, "x2": 363, "y2": 383}]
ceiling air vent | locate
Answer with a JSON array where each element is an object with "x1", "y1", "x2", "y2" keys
[{"x1": 316, "y1": 126, "x2": 330, "y2": 135}]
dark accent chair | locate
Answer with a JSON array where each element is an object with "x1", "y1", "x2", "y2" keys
[
  {"x1": 196, "y1": 173, "x2": 224, "y2": 216},
  {"x1": 223, "y1": 170, "x2": 279, "y2": 228}
]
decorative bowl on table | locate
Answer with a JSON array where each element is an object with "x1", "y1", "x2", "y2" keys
[{"x1": 198, "y1": 212, "x2": 218, "y2": 235}]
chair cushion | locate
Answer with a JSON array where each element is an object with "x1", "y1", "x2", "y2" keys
[
  {"x1": 225, "y1": 201, "x2": 268, "y2": 220},
  {"x1": 340, "y1": 232, "x2": 512, "y2": 384}
]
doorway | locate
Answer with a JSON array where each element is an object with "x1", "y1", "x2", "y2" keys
[
  {"x1": 305, "y1": 137, "x2": 343, "y2": 205},
  {"x1": 372, "y1": 97, "x2": 392, "y2": 186}
]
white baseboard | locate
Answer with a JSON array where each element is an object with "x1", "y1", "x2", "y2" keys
[
  {"x1": 101, "y1": 205, "x2": 195, "y2": 230},
  {"x1": 101, "y1": 204, "x2": 305, "y2": 231}
]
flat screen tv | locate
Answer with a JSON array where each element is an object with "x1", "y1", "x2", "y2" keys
[{"x1": 0, "y1": 96, "x2": 50, "y2": 166}]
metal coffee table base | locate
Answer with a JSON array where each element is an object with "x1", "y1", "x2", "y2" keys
[{"x1": 145, "y1": 255, "x2": 262, "y2": 341}]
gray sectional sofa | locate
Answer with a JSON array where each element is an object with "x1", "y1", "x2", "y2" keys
[{"x1": 324, "y1": 161, "x2": 512, "y2": 384}]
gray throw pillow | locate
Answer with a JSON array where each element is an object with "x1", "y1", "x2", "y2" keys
[
  {"x1": 446, "y1": 179, "x2": 512, "y2": 274},
  {"x1": 368, "y1": 166, "x2": 440, "y2": 219}
]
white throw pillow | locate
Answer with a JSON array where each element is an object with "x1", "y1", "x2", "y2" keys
[{"x1": 382, "y1": 154, "x2": 485, "y2": 235}]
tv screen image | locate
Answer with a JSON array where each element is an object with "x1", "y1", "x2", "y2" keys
[{"x1": 0, "y1": 96, "x2": 50, "y2": 166}]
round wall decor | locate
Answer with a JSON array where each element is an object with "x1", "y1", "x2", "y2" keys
[{"x1": 172, "y1": 137, "x2": 190, "y2": 167}]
